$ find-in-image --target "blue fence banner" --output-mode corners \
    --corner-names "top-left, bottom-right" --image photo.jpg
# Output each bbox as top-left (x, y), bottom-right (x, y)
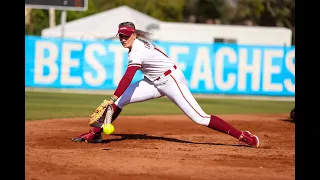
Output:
top-left (25, 35), bottom-right (295, 96)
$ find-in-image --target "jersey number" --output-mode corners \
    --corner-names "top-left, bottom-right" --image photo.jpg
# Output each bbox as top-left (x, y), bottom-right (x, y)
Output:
top-left (144, 42), bottom-right (150, 49)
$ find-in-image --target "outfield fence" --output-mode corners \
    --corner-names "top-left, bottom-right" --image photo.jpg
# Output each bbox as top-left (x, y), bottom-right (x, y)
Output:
top-left (25, 35), bottom-right (295, 97)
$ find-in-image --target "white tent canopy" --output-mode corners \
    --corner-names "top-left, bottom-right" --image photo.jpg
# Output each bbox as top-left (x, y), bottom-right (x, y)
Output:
top-left (157, 22), bottom-right (292, 45)
top-left (41, 5), bottom-right (292, 45)
top-left (41, 5), bottom-right (161, 40)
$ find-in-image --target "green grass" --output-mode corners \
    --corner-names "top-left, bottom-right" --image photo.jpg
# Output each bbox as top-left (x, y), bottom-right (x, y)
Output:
top-left (25, 91), bottom-right (294, 120)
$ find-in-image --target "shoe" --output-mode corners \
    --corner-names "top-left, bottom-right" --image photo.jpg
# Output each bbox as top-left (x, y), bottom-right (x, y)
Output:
top-left (290, 108), bottom-right (295, 121)
top-left (239, 131), bottom-right (260, 148)
top-left (72, 129), bottom-right (102, 143)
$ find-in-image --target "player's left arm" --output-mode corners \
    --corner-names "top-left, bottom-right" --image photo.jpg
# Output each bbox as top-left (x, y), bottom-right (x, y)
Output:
top-left (88, 65), bottom-right (139, 127)
top-left (110, 65), bottom-right (139, 102)
top-left (110, 52), bottom-right (143, 103)
top-left (88, 53), bottom-right (141, 126)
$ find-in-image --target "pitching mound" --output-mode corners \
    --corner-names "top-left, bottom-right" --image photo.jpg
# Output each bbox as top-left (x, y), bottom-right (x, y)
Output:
top-left (26, 114), bottom-right (294, 180)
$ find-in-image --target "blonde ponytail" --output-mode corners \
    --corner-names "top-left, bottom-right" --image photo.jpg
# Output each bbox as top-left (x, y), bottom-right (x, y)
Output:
top-left (136, 29), bottom-right (153, 42)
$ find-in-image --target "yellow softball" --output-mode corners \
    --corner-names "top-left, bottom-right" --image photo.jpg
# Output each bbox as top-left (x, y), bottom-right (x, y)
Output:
top-left (103, 124), bottom-right (115, 135)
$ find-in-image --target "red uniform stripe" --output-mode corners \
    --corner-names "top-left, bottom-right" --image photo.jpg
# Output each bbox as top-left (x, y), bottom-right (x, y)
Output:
top-left (169, 74), bottom-right (210, 119)
top-left (154, 47), bottom-right (168, 58)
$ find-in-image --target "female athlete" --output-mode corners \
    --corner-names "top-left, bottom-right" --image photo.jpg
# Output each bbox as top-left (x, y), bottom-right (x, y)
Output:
top-left (72, 22), bottom-right (260, 148)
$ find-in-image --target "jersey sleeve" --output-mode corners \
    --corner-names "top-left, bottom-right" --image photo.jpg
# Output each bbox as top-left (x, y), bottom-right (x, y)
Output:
top-left (128, 52), bottom-right (143, 68)
top-left (113, 66), bottom-right (139, 97)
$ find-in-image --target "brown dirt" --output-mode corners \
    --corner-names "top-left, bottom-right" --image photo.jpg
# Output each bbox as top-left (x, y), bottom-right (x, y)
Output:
top-left (25, 114), bottom-right (295, 180)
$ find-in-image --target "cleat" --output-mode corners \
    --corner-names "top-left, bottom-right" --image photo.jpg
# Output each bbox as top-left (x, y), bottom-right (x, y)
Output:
top-left (72, 129), bottom-right (102, 143)
top-left (239, 131), bottom-right (260, 148)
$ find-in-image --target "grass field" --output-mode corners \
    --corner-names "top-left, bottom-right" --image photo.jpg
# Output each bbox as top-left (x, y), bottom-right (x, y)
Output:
top-left (25, 91), bottom-right (294, 120)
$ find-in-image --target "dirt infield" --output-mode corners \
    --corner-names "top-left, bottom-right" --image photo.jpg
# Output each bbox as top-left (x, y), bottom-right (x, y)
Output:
top-left (25, 114), bottom-right (295, 180)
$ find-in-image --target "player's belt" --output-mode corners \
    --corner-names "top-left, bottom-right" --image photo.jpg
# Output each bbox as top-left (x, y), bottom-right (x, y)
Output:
top-left (155, 65), bottom-right (177, 81)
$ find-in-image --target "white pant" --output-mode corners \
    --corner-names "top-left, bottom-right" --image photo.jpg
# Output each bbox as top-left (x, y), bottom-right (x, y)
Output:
top-left (115, 68), bottom-right (211, 126)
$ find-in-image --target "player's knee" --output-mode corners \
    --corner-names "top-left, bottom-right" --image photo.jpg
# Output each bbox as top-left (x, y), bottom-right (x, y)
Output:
top-left (115, 101), bottom-right (126, 109)
top-left (192, 117), bottom-right (210, 126)
top-left (115, 96), bottom-right (129, 109)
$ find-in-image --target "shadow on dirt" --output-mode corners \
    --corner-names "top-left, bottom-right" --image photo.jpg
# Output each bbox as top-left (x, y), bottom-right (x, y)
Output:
top-left (100, 133), bottom-right (245, 147)
top-left (278, 118), bottom-right (295, 124)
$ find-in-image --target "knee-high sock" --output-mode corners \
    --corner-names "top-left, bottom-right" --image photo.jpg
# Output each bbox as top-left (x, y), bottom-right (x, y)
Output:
top-left (91, 126), bottom-right (103, 133)
top-left (207, 115), bottom-right (242, 139)
top-left (111, 103), bottom-right (122, 123)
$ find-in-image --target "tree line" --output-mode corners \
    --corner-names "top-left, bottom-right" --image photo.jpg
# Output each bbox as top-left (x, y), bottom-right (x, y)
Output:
top-left (25, 0), bottom-right (295, 44)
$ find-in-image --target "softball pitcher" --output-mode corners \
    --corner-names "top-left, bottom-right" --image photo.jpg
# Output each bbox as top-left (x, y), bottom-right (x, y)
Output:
top-left (72, 22), bottom-right (260, 148)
